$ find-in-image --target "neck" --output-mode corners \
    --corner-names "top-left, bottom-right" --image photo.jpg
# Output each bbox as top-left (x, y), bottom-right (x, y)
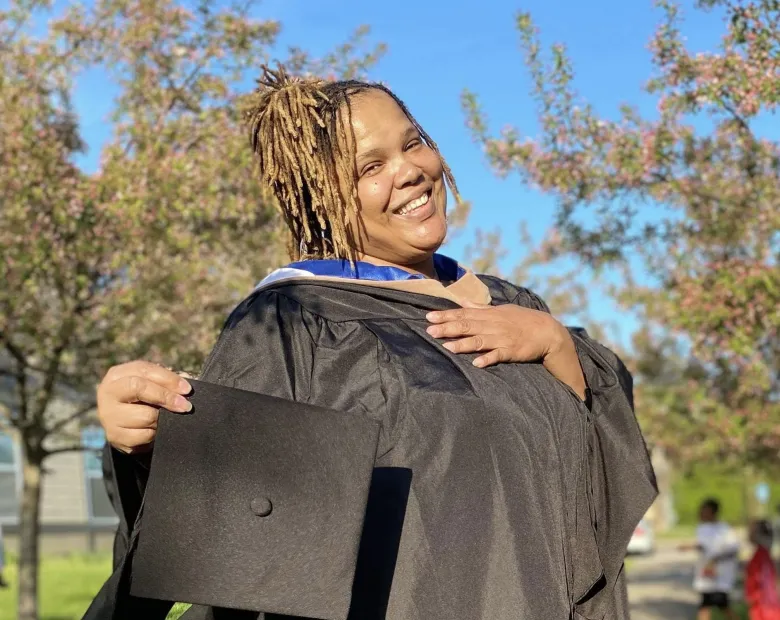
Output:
top-left (358, 254), bottom-right (438, 279)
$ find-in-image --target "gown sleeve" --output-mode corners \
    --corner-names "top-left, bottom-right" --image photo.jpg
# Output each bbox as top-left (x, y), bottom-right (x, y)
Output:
top-left (103, 290), bottom-right (323, 551)
top-left (500, 283), bottom-right (658, 619)
top-left (86, 288), bottom-right (381, 620)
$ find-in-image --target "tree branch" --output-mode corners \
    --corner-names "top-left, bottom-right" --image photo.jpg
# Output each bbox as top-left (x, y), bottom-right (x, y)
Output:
top-left (1, 334), bottom-right (30, 426)
top-left (29, 318), bottom-right (75, 423)
top-left (1, 332), bottom-right (28, 367)
top-left (45, 401), bottom-right (97, 436)
top-left (44, 443), bottom-right (85, 457)
top-left (721, 98), bottom-right (755, 142)
top-left (0, 1), bottom-right (39, 52)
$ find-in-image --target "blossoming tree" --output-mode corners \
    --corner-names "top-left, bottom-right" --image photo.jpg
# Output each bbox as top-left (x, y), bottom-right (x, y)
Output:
top-left (463, 0), bottom-right (779, 467)
top-left (0, 1), bottom-right (382, 618)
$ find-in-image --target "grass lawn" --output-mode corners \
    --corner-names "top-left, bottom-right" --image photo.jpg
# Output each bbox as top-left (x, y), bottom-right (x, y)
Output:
top-left (0, 554), bottom-right (191, 620)
top-left (0, 553), bottom-right (753, 620)
top-left (721, 604), bottom-right (750, 620)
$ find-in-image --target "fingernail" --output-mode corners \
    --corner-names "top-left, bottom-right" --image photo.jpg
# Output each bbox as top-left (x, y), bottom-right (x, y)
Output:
top-left (426, 312), bottom-right (438, 321)
top-left (472, 359), bottom-right (483, 368)
top-left (175, 395), bottom-right (192, 412)
top-left (178, 379), bottom-right (192, 394)
top-left (426, 326), bottom-right (438, 336)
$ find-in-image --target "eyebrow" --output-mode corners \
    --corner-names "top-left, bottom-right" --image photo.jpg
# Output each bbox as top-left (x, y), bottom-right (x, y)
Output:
top-left (356, 126), bottom-right (420, 163)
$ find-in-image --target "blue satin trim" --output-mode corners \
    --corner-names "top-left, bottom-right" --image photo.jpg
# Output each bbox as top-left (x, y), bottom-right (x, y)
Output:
top-left (287, 253), bottom-right (465, 282)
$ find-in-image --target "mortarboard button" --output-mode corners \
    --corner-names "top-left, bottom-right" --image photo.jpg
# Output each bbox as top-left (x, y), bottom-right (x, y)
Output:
top-left (250, 496), bottom-right (273, 517)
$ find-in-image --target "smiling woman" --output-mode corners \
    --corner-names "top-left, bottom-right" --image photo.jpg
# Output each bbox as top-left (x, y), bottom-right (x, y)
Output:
top-left (244, 66), bottom-right (459, 277)
top-left (347, 91), bottom-right (448, 269)
top-left (84, 65), bottom-right (656, 620)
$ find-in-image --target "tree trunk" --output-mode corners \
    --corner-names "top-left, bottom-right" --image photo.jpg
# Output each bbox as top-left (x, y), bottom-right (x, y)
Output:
top-left (17, 456), bottom-right (43, 620)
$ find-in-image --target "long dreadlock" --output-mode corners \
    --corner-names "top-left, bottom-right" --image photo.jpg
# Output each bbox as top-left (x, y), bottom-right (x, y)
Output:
top-left (243, 64), bottom-right (462, 261)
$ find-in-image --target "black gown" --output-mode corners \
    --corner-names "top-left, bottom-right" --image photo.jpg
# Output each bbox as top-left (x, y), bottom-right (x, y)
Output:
top-left (85, 274), bottom-right (657, 620)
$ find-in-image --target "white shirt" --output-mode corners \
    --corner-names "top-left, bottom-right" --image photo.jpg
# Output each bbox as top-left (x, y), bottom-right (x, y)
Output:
top-left (694, 521), bottom-right (740, 593)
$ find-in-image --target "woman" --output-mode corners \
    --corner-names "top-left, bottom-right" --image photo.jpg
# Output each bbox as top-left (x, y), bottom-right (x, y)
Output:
top-left (87, 67), bottom-right (656, 620)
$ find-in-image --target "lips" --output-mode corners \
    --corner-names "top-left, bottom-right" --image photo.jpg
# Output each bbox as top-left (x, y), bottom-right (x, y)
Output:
top-left (391, 190), bottom-right (435, 222)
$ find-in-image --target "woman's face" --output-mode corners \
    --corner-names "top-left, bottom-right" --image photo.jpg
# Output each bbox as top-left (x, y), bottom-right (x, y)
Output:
top-left (346, 89), bottom-right (447, 267)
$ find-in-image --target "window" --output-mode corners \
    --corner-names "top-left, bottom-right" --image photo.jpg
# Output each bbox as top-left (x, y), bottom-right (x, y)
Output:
top-left (0, 433), bottom-right (20, 521)
top-left (82, 427), bottom-right (117, 521)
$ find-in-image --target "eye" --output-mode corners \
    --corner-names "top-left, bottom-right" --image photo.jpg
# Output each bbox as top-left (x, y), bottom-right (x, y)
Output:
top-left (361, 162), bottom-right (382, 177)
top-left (405, 138), bottom-right (422, 150)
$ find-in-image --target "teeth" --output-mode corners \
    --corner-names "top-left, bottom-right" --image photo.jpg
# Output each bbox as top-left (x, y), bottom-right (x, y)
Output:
top-left (397, 192), bottom-right (429, 215)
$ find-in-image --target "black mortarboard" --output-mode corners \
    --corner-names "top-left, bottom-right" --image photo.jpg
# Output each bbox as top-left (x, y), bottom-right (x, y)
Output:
top-left (129, 379), bottom-right (380, 620)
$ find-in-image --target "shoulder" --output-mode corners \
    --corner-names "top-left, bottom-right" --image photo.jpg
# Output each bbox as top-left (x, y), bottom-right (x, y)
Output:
top-left (199, 288), bottom-right (327, 386)
top-left (220, 285), bottom-right (345, 345)
top-left (217, 284), bottom-right (379, 352)
top-left (719, 522), bottom-right (736, 536)
top-left (476, 274), bottom-right (551, 313)
top-left (202, 288), bottom-right (324, 371)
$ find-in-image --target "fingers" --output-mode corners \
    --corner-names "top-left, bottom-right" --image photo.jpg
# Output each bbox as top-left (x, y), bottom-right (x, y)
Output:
top-left (442, 335), bottom-right (494, 354)
top-left (103, 361), bottom-right (191, 395)
top-left (107, 429), bottom-right (157, 455)
top-left (97, 360), bottom-right (193, 454)
top-left (105, 404), bottom-right (159, 452)
top-left (473, 349), bottom-right (508, 368)
top-left (101, 374), bottom-right (192, 413)
top-left (426, 317), bottom-right (495, 339)
top-left (440, 336), bottom-right (509, 368)
top-left (112, 403), bottom-right (160, 429)
top-left (426, 308), bottom-right (477, 324)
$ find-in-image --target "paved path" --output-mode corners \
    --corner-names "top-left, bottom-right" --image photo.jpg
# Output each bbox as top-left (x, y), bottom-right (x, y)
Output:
top-left (626, 545), bottom-right (700, 620)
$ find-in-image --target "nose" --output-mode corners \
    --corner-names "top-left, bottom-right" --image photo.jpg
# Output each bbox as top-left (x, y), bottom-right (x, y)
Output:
top-left (393, 157), bottom-right (425, 190)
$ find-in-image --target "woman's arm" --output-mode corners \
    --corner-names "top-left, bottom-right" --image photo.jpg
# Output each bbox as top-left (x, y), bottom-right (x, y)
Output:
top-left (87, 288), bottom-right (380, 619)
top-left (99, 289), bottom-right (320, 531)
top-left (539, 325), bottom-right (589, 402)
top-left (426, 303), bottom-right (588, 400)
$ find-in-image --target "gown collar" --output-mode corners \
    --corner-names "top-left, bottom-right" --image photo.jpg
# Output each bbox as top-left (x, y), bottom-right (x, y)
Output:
top-left (256, 254), bottom-right (491, 307)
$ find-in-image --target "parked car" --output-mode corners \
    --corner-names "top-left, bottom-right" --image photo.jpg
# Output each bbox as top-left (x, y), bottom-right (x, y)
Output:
top-left (627, 518), bottom-right (655, 555)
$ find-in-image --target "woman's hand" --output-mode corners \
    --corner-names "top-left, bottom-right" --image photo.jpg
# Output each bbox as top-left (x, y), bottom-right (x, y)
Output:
top-left (426, 304), bottom-right (587, 400)
top-left (97, 361), bottom-right (193, 454)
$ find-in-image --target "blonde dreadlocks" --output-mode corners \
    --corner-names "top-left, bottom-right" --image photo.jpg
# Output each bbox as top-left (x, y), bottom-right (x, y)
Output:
top-left (243, 64), bottom-right (461, 261)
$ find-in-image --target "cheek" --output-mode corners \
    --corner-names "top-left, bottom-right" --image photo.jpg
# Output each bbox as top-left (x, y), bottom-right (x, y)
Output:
top-left (420, 148), bottom-right (444, 180)
top-left (357, 177), bottom-right (392, 221)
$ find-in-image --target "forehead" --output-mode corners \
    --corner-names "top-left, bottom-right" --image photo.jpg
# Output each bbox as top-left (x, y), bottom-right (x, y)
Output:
top-left (348, 90), bottom-right (414, 148)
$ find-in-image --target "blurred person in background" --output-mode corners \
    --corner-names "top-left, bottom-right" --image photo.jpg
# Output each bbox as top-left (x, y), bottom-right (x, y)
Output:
top-left (746, 519), bottom-right (780, 620)
top-left (680, 498), bottom-right (741, 620)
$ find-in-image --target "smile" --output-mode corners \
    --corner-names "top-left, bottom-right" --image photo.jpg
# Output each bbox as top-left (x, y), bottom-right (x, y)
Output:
top-left (392, 190), bottom-right (435, 221)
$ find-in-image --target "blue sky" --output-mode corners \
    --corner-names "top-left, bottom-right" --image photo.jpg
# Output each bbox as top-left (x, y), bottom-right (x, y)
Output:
top-left (71, 0), bottom-right (729, 346)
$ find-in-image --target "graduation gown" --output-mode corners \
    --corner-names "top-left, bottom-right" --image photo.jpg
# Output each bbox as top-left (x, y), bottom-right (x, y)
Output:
top-left (84, 272), bottom-right (657, 620)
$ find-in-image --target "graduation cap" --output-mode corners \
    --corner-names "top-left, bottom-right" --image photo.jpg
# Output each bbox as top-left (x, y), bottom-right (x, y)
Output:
top-left (129, 379), bottom-right (381, 620)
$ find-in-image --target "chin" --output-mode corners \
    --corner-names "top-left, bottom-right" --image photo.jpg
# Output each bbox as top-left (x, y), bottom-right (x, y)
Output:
top-left (416, 218), bottom-right (447, 251)
top-left (419, 234), bottom-right (446, 253)
top-left (405, 236), bottom-right (446, 264)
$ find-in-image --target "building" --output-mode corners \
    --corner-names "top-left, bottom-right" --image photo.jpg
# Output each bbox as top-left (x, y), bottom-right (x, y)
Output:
top-left (1, 371), bottom-right (118, 555)
top-left (1, 427), bottom-right (118, 555)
